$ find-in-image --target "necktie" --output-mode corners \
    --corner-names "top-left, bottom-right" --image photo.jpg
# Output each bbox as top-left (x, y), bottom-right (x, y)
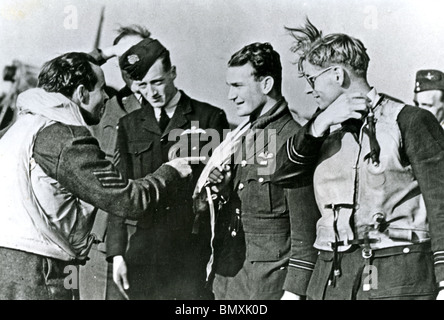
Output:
top-left (158, 107), bottom-right (170, 132)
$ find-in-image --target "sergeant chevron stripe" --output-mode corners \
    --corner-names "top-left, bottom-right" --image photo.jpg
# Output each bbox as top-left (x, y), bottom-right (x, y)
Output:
top-left (93, 169), bottom-right (127, 188)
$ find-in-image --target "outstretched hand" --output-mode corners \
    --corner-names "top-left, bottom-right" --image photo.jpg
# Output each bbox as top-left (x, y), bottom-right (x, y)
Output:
top-left (166, 156), bottom-right (206, 178)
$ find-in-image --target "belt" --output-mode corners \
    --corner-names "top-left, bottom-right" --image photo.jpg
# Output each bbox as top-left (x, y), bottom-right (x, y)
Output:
top-left (320, 241), bottom-right (432, 259)
top-left (367, 241), bottom-right (431, 257)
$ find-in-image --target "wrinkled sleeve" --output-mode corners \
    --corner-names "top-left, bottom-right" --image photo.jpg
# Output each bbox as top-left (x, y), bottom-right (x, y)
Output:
top-left (33, 123), bottom-right (181, 221)
top-left (398, 106), bottom-right (444, 283)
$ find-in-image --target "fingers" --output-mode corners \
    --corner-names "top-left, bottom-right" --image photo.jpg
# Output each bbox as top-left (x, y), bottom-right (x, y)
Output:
top-left (208, 171), bottom-right (223, 184)
top-left (331, 93), bottom-right (370, 117)
top-left (349, 111), bottom-right (365, 120)
top-left (180, 156), bottom-right (206, 163)
top-left (121, 273), bottom-right (130, 298)
top-left (114, 271), bottom-right (130, 300)
top-left (112, 256), bottom-right (130, 300)
top-left (179, 166), bottom-right (193, 178)
top-left (209, 164), bottom-right (231, 184)
top-left (116, 278), bottom-right (130, 300)
top-left (209, 167), bottom-right (224, 183)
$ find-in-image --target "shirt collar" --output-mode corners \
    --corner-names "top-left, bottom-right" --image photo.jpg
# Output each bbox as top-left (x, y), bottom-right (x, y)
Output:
top-left (366, 87), bottom-right (382, 109)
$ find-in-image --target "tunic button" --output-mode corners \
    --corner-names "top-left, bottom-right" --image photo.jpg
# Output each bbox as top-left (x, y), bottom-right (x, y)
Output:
top-left (165, 206), bottom-right (170, 211)
top-left (238, 183), bottom-right (244, 190)
top-left (241, 160), bottom-right (247, 167)
top-left (403, 247), bottom-right (410, 254)
top-left (258, 177), bottom-right (264, 183)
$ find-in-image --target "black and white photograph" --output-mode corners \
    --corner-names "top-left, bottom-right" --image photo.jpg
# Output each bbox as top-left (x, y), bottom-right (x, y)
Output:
top-left (0, 0), bottom-right (444, 308)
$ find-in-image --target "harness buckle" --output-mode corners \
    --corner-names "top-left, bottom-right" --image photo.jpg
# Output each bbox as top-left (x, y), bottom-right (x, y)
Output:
top-left (362, 247), bottom-right (373, 259)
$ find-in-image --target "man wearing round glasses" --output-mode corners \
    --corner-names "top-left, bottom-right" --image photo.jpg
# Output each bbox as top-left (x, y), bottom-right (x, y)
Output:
top-left (300, 65), bottom-right (339, 111)
top-left (273, 19), bottom-right (444, 300)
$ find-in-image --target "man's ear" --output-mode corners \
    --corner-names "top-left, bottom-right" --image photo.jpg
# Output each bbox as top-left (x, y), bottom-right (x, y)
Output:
top-left (261, 76), bottom-right (274, 95)
top-left (73, 85), bottom-right (89, 104)
top-left (170, 65), bottom-right (177, 81)
top-left (333, 66), bottom-right (346, 86)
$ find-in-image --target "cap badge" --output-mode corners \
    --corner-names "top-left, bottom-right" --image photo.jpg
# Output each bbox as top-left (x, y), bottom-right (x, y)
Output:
top-left (127, 54), bottom-right (140, 65)
top-left (425, 72), bottom-right (435, 81)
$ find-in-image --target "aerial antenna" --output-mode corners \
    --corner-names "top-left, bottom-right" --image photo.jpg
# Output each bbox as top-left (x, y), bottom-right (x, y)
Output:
top-left (93, 6), bottom-right (105, 49)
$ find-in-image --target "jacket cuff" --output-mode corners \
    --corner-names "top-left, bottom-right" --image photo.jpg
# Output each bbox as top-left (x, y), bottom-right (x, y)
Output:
top-left (283, 263), bottom-right (314, 296)
top-left (296, 118), bottom-right (327, 155)
top-left (154, 163), bottom-right (182, 183)
top-left (105, 243), bottom-right (126, 262)
top-left (105, 216), bottom-right (127, 261)
top-left (434, 251), bottom-right (444, 283)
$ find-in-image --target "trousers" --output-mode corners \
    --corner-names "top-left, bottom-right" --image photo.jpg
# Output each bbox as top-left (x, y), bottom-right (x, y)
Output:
top-left (212, 258), bottom-right (288, 300)
top-left (0, 247), bottom-right (77, 300)
top-left (307, 242), bottom-right (437, 300)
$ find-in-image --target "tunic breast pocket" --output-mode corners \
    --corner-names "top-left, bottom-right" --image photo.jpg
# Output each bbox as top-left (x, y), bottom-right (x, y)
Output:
top-left (240, 174), bottom-right (287, 218)
top-left (127, 140), bottom-right (154, 178)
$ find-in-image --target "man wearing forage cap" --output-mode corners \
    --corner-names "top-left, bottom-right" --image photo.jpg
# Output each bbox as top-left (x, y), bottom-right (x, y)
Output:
top-left (414, 69), bottom-right (444, 128)
top-left (106, 37), bottom-right (229, 299)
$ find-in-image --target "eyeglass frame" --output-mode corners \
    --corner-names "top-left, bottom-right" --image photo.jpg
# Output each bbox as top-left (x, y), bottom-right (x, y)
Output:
top-left (301, 66), bottom-right (336, 89)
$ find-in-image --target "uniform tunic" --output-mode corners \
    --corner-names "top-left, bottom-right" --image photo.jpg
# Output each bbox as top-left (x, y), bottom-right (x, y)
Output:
top-left (212, 99), bottom-right (319, 299)
top-left (106, 91), bottom-right (229, 300)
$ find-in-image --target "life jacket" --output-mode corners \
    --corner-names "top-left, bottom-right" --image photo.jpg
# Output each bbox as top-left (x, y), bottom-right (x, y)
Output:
top-left (313, 91), bottom-right (429, 252)
top-left (0, 88), bottom-right (96, 261)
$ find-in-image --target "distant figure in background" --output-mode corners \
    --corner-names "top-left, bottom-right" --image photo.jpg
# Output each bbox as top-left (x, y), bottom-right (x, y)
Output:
top-left (414, 69), bottom-right (444, 128)
top-left (79, 25), bottom-right (150, 300)
top-left (0, 60), bottom-right (39, 135)
top-left (106, 37), bottom-right (229, 300)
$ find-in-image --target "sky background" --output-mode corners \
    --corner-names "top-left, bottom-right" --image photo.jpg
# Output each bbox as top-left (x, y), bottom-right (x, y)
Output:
top-left (1, 0), bottom-right (444, 125)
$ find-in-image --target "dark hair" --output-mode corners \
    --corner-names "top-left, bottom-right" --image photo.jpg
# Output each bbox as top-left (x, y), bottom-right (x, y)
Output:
top-left (228, 42), bottom-right (282, 93)
top-left (38, 52), bottom-right (99, 98)
top-left (113, 25), bottom-right (151, 45)
top-left (285, 18), bottom-right (370, 77)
